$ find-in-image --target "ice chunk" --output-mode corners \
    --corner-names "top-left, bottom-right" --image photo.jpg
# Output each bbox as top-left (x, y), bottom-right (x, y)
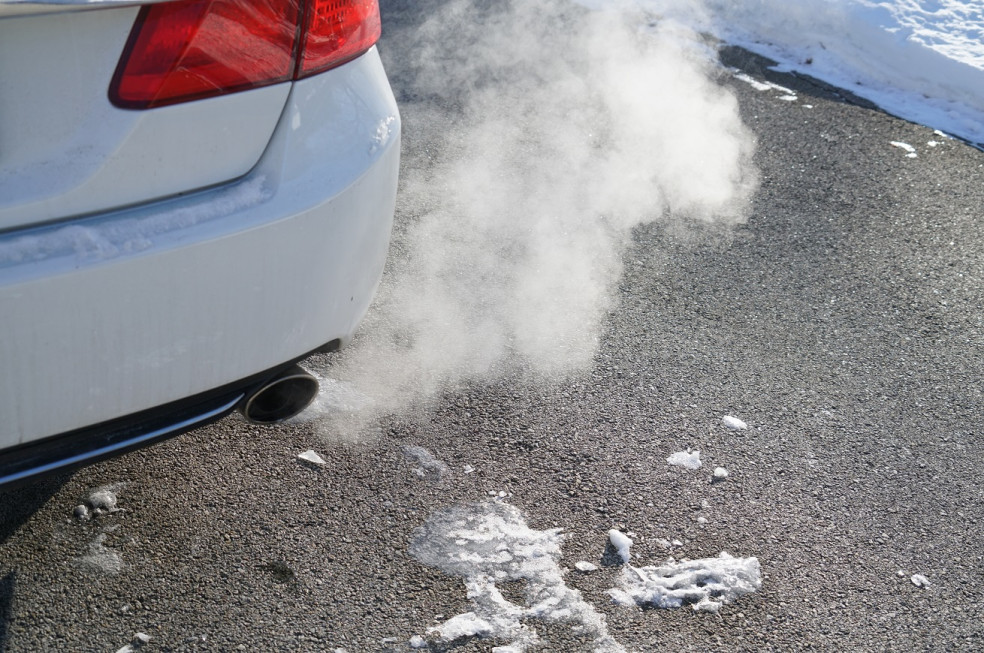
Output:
top-left (609, 530), bottom-right (633, 564)
top-left (890, 141), bottom-right (918, 158)
top-left (463, 464), bottom-right (476, 474)
top-left (712, 467), bottom-right (729, 481)
top-left (608, 553), bottom-right (761, 611)
top-left (114, 633), bottom-right (151, 653)
top-left (575, 561), bottom-right (598, 572)
top-left (298, 450), bottom-right (326, 466)
top-left (667, 450), bottom-right (702, 469)
top-left (86, 484), bottom-right (124, 515)
top-left (409, 635), bottom-right (428, 648)
top-left (911, 574), bottom-right (931, 588)
top-left (73, 505), bottom-right (90, 521)
top-left (410, 501), bottom-right (624, 652)
top-left (722, 416), bottom-right (747, 430)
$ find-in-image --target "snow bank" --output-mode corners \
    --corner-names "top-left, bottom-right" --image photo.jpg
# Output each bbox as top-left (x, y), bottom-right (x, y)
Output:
top-left (609, 552), bottom-right (761, 613)
top-left (409, 501), bottom-right (624, 652)
top-left (702, 0), bottom-right (984, 145)
top-left (578, 0), bottom-right (984, 146)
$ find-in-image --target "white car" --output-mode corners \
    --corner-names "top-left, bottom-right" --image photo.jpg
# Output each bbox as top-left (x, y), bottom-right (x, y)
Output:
top-left (0, 0), bottom-right (400, 485)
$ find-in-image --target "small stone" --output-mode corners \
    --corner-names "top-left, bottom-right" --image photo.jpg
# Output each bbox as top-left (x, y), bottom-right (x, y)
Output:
top-left (73, 505), bottom-right (90, 521)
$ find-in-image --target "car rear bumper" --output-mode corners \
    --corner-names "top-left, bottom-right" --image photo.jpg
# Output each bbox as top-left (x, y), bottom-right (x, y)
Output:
top-left (0, 48), bottom-right (400, 454)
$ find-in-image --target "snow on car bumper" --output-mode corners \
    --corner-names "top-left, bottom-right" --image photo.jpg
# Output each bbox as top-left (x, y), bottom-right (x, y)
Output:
top-left (0, 48), bottom-right (400, 460)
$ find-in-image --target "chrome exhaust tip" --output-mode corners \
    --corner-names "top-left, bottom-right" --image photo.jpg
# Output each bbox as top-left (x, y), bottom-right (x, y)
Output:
top-left (239, 364), bottom-right (319, 424)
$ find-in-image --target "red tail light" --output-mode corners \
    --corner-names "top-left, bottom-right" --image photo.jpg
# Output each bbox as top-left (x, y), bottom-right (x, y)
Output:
top-left (110, 0), bottom-right (381, 109)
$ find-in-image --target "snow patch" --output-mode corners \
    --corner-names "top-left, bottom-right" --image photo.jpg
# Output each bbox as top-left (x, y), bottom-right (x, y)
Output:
top-left (722, 415), bottom-right (747, 430)
top-left (608, 552), bottom-right (761, 613)
top-left (409, 501), bottom-right (624, 652)
top-left (575, 561), bottom-right (599, 572)
top-left (667, 450), bottom-right (702, 469)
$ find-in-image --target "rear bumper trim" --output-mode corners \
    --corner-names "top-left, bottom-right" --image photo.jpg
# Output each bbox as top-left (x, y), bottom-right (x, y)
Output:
top-left (0, 394), bottom-right (242, 488)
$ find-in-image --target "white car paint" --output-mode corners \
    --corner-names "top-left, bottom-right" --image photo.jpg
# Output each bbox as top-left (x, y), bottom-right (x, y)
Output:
top-left (0, 7), bottom-right (291, 230)
top-left (0, 47), bottom-right (400, 449)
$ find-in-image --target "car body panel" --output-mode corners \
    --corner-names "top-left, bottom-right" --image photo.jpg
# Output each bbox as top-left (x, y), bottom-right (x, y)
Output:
top-left (0, 7), bottom-right (290, 231)
top-left (0, 47), bottom-right (400, 448)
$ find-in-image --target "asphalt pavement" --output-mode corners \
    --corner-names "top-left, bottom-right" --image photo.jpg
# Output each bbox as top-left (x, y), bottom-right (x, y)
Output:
top-left (1, 2), bottom-right (983, 651)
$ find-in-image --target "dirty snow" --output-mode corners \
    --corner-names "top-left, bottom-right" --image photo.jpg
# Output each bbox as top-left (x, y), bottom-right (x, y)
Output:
top-left (609, 552), bottom-right (762, 613)
top-left (409, 501), bottom-right (624, 652)
top-left (667, 450), bottom-right (702, 469)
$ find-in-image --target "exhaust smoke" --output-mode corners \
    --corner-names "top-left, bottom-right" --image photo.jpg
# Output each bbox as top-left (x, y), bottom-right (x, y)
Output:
top-left (312, 0), bottom-right (758, 434)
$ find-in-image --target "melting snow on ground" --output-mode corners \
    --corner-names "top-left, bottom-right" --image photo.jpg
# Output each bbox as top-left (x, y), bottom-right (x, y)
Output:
top-left (667, 450), bottom-right (702, 469)
top-left (76, 530), bottom-right (124, 575)
top-left (402, 445), bottom-right (450, 482)
top-left (409, 501), bottom-right (624, 652)
top-left (609, 553), bottom-right (762, 614)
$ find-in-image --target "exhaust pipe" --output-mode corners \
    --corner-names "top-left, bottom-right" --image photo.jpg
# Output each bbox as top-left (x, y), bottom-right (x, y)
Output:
top-left (239, 364), bottom-right (319, 424)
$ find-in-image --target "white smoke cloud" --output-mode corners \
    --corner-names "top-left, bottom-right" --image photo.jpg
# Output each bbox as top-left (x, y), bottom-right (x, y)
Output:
top-left (312, 0), bottom-right (758, 433)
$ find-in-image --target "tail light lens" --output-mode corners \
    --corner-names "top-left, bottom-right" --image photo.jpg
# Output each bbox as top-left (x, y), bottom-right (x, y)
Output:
top-left (110, 0), bottom-right (381, 109)
top-left (298, 0), bottom-right (381, 78)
